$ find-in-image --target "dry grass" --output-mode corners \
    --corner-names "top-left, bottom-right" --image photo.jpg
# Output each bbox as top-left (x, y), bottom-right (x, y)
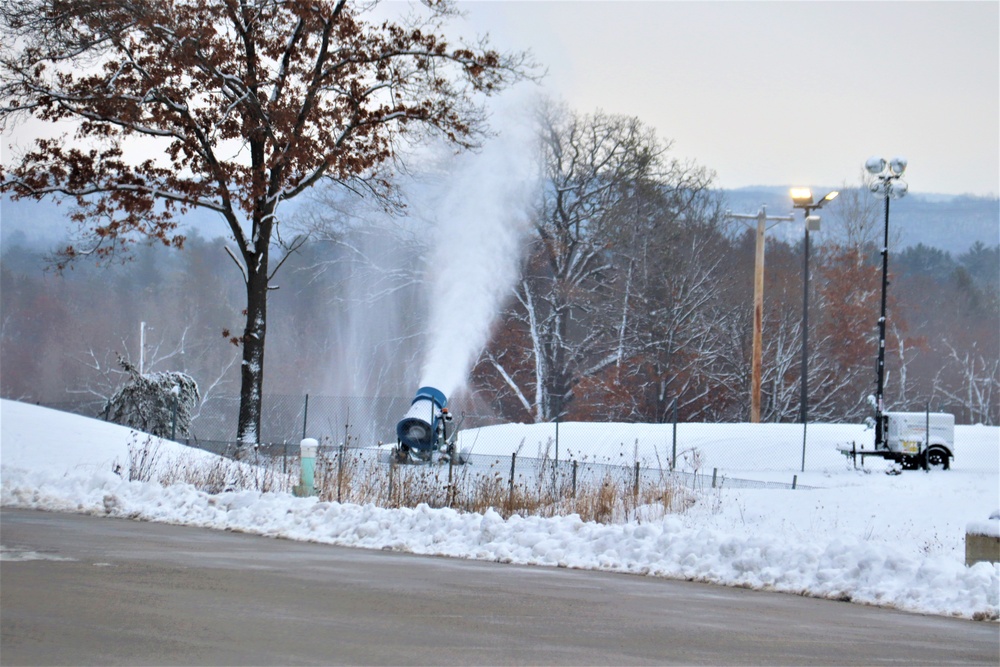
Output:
top-left (128, 437), bottom-right (692, 526)
top-left (124, 433), bottom-right (163, 482)
top-left (126, 435), bottom-right (296, 494)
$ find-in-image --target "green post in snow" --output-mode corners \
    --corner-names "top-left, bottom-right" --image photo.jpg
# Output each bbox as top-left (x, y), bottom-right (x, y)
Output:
top-left (294, 438), bottom-right (318, 497)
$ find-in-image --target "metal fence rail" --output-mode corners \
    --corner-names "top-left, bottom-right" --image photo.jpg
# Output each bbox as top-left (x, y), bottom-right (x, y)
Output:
top-left (185, 445), bottom-right (813, 521)
top-left (29, 394), bottom-right (999, 477)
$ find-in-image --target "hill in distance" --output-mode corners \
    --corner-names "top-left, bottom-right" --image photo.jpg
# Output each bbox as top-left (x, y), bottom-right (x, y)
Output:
top-left (3, 188), bottom-right (997, 257)
top-left (724, 186), bottom-right (998, 256)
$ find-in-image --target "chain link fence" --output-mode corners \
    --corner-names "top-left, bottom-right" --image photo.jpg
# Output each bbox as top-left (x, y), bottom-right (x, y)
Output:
top-left (32, 394), bottom-right (999, 489)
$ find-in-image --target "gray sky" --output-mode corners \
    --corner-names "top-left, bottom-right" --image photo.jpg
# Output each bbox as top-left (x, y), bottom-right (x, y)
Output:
top-left (460, 1), bottom-right (999, 196)
top-left (2, 2), bottom-right (996, 198)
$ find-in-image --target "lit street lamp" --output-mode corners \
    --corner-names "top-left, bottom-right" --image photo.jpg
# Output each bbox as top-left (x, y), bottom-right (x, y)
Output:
top-left (790, 188), bottom-right (838, 471)
top-left (865, 156), bottom-right (908, 450)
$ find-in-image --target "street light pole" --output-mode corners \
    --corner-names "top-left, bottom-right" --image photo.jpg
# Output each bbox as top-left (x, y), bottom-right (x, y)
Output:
top-left (864, 156), bottom-right (908, 450)
top-left (791, 189), bottom-right (838, 471)
top-left (801, 223), bottom-right (811, 425)
top-left (875, 193), bottom-right (891, 444)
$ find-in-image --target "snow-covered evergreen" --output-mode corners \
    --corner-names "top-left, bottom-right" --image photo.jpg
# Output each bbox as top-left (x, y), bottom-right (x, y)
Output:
top-left (106, 357), bottom-right (199, 439)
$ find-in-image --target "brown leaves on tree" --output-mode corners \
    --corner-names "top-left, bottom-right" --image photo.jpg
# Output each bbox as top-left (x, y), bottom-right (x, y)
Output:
top-left (220, 328), bottom-right (241, 347)
top-left (0, 0), bottom-right (531, 442)
top-left (1, 0), bottom-right (532, 269)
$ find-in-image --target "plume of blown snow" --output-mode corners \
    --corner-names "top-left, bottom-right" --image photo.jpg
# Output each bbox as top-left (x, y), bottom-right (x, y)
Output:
top-left (416, 101), bottom-right (535, 398)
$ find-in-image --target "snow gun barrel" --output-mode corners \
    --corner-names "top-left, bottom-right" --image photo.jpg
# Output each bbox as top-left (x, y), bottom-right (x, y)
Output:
top-left (395, 386), bottom-right (448, 454)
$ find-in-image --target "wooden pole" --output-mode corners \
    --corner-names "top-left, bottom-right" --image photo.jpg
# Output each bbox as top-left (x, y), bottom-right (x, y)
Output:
top-left (752, 208), bottom-right (766, 423)
top-left (727, 206), bottom-right (794, 424)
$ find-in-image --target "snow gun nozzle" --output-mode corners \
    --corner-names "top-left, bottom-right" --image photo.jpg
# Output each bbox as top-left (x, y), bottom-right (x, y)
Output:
top-left (395, 386), bottom-right (448, 453)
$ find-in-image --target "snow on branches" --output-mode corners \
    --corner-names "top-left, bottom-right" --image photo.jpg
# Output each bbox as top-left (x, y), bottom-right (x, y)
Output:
top-left (106, 355), bottom-right (200, 439)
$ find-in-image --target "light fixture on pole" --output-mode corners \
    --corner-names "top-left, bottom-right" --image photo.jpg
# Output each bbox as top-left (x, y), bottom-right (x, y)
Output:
top-left (790, 188), bottom-right (838, 471)
top-left (864, 156), bottom-right (908, 451)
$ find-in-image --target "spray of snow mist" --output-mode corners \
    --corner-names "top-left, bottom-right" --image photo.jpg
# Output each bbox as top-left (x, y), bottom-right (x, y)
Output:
top-left (416, 110), bottom-right (533, 398)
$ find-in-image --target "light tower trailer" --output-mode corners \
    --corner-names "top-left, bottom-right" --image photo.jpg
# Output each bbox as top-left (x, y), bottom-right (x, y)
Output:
top-left (839, 411), bottom-right (955, 470)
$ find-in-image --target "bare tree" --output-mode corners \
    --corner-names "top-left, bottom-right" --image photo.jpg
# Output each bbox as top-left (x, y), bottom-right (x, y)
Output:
top-left (934, 341), bottom-right (999, 425)
top-left (291, 187), bottom-right (430, 397)
top-left (1, 0), bottom-right (531, 444)
top-left (482, 104), bottom-right (662, 421)
top-left (824, 173), bottom-right (896, 251)
top-left (481, 102), bottom-right (715, 422)
top-left (810, 174), bottom-right (914, 422)
top-left (615, 195), bottom-right (727, 422)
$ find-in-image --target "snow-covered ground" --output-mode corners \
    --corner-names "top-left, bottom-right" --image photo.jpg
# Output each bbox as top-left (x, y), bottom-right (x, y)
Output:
top-left (2, 398), bottom-right (997, 620)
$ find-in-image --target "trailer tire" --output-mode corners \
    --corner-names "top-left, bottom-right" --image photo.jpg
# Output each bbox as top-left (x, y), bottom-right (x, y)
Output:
top-left (924, 447), bottom-right (950, 471)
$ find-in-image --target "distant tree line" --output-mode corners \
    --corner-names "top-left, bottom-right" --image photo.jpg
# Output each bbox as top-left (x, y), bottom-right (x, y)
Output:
top-left (0, 0), bottom-right (532, 446)
top-left (2, 104), bottom-right (997, 427)
top-left (3, 1), bottom-right (996, 439)
top-left (464, 106), bottom-right (998, 425)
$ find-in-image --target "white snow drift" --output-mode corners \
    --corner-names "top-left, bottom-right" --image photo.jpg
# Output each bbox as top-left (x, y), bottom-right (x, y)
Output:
top-left (1, 399), bottom-right (997, 620)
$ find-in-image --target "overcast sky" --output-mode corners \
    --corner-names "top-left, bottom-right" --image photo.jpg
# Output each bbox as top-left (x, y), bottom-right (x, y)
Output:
top-left (2, 2), bottom-right (996, 199)
top-left (459, 1), bottom-right (999, 197)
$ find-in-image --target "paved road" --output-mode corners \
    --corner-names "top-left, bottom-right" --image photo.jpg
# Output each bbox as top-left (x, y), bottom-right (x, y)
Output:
top-left (1, 509), bottom-right (996, 666)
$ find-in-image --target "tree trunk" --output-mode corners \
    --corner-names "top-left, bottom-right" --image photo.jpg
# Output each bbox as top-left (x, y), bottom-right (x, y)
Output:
top-left (237, 263), bottom-right (268, 446)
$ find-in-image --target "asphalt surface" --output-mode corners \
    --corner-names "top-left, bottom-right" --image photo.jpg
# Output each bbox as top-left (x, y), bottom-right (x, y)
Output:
top-left (1, 508), bottom-right (997, 666)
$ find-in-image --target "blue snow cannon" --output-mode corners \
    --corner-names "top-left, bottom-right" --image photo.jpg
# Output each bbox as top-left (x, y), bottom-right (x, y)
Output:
top-left (394, 386), bottom-right (468, 464)
top-left (395, 386), bottom-right (449, 461)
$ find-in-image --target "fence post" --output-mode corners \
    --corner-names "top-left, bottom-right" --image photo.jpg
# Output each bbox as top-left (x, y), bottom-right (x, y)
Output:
top-left (633, 461), bottom-right (640, 501)
top-left (555, 416), bottom-right (560, 467)
top-left (553, 416), bottom-right (560, 495)
top-left (302, 394), bottom-right (309, 440)
top-left (792, 474), bottom-right (798, 490)
top-left (925, 402), bottom-right (931, 462)
top-left (711, 468), bottom-right (718, 489)
top-left (447, 451), bottom-right (455, 508)
top-left (507, 452), bottom-right (517, 515)
top-left (170, 394), bottom-right (179, 441)
top-left (337, 442), bottom-right (345, 503)
top-left (388, 457), bottom-right (396, 508)
top-left (572, 460), bottom-right (578, 499)
top-left (671, 398), bottom-right (678, 472)
top-left (801, 420), bottom-right (808, 473)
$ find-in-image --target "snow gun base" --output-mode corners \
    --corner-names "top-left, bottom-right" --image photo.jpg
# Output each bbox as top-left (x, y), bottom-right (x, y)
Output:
top-left (392, 442), bottom-right (470, 466)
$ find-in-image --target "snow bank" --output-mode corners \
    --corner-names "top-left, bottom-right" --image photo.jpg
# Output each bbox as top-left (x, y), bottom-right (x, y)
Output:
top-left (0, 400), bottom-right (220, 474)
top-left (2, 399), bottom-right (997, 620)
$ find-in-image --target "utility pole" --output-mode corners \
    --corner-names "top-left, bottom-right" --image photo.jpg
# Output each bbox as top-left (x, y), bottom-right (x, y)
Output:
top-left (727, 205), bottom-right (794, 423)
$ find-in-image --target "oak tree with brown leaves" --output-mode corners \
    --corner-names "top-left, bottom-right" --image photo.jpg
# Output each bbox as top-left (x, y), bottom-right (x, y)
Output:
top-left (0, 0), bottom-right (530, 444)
